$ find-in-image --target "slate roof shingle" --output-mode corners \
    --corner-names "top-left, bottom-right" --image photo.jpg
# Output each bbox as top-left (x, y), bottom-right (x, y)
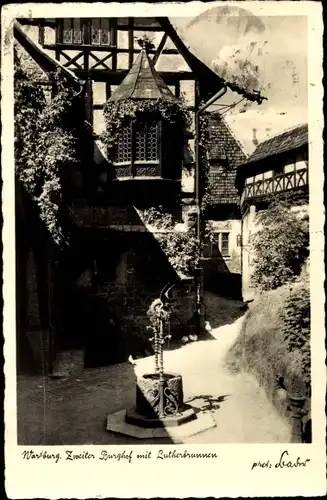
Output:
top-left (108, 48), bottom-right (179, 102)
top-left (239, 123), bottom-right (308, 167)
top-left (206, 113), bottom-right (247, 205)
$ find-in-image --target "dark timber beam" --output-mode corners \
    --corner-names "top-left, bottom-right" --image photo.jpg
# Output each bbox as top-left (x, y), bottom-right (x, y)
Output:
top-left (156, 17), bottom-right (223, 90)
top-left (16, 18), bottom-right (56, 27)
top-left (110, 18), bottom-right (117, 71)
top-left (128, 17), bottom-right (134, 68)
top-left (72, 68), bottom-right (194, 83)
top-left (152, 32), bottom-right (168, 66)
top-left (43, 43), bottom-right (179, 55)
top-left (14, 21), bottom-right (84, 87)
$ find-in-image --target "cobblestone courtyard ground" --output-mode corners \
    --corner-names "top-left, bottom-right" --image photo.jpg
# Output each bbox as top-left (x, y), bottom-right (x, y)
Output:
top-left (17, 294), bottom-right (291, 445)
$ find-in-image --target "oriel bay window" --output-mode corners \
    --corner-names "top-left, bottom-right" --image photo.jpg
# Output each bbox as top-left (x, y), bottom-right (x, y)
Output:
top-left (114, 120), bottom-right (161, 177)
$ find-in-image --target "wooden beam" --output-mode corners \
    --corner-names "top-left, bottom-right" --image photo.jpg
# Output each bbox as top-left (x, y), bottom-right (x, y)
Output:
top-left (105, 82), bottom-right (111, 100)
top-left (14, 21), bottom-right (83, 86)
top-left (73, 68), bottom-right (194, 83)
top-left (175, 79), bottom-right (180, 98)
top-left (83, 19), bottom-right (91, 70)
top-left (38, 25), bottom-right (45, 46)
top-left (128, 17), bottom-right (134, 68)
top-left (44, 43), bottom-right (179, 55)
top-left (16, 18), bottom-right (56, 27)
top-left (89, 52), bottom-right (113, 70)
top-left (110, 18), bottom-right (117, 71)
top-left (85, 78), bottom-right (93, 125)
top-left (117, 25), bottom-right (163, 32)
top-left (55, 19), bottom-right (62, 60)
top-left (61, 51), bottom-right (84, 69)
top-left (157, 17), bottom-right (223, 87)
top-left (152, 32), bottom-right (168, 66)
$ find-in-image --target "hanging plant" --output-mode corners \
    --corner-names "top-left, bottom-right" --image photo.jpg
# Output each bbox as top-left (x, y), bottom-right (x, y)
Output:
top-left (101, 97), bottom-right (192, 161)
top-left (14, 50), bottom-right (81, 245)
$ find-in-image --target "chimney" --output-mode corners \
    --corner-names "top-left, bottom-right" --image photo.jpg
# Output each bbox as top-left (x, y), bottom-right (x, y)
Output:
top-left (252, 128), bottom-right (259, 147)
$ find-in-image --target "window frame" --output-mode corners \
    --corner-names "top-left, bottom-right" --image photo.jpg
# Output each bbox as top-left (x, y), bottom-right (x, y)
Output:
top-left (113, 119), bottom-right (162, 177)
top-left (59, 18), bottom-right (113, 46)
top-left (203, 232), bottom-right (230, 259)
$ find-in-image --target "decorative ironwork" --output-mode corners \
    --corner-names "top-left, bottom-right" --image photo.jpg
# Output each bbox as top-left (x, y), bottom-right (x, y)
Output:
top-left (163, 386), bottom-right (179, 416)
top-left (135, 166), bottom-right (158, 177)
top-left (116, 166), bottom-right (131, 177)
top-left (147, 283), bottom-right (177, 418)
top-left (145, 388), bottom-right (160, 414)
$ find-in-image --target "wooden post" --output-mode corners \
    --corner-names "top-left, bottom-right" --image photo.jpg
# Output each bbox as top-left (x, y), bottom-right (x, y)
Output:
top-left (105, 82), bottom-right (111, 101)
top-left (289, 394), bottom-right (306, 443)
top-left (38, 25), bottom-right (45, 46)
top-left (83, 19), bottom-right (91, 70)
top-left (110, 18), bottom-right (117, 71)
top-left (128, 17), bottom-right (134, 68)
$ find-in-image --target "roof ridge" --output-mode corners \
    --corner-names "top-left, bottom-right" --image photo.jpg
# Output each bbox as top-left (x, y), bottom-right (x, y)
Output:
top-left (257, 122), bottom-right (308, 145)
top-left (209, 111), bottom-right (248, 159)
top-left (14, 21), bottom-right (83, 86)
top-left (131, 50), bottom-right (144, 99)
top-left (220, 114), bottom-right (248, 159)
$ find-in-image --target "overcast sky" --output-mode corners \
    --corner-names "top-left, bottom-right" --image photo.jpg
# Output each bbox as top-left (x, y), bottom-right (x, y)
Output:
top-left (172, 8), bottom-right (308, 153)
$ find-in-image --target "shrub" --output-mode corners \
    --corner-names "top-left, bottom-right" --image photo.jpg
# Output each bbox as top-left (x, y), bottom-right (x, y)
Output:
top-left (281, 279), bottom-right (311, 394)
top-left (226, 277), bottom-right (311, 422)
top-left (250, 199), bottom-right (309, 291)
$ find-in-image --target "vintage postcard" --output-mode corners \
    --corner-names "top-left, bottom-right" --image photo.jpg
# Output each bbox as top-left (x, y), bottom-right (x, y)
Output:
top-left (2, 1), bottom-right (325, 498)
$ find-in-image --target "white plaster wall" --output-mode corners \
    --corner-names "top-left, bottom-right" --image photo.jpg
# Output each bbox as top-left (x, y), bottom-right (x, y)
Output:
top-left (241, 205), bottom-right (261, 301)
top-left (209, 219), bottom-right (242, 273)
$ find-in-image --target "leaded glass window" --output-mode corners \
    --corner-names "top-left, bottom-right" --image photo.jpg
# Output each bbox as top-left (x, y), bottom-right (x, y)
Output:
top-left (91, 19), bottom-right (110, 46)
top-left (91, 19), bottom-right (101, 45)
top-left (114, 121), bottom-right (159, 164)
top-left (73, 19), bottom-right (82, 44)
top-left (116, 124), bottom-right (132, 163)
top-left (63, 19), bottom-right (83, 44)
top-left (63, 19), bottom-right (73, 43)
top-left (135, 121), bottom-right (159, 161)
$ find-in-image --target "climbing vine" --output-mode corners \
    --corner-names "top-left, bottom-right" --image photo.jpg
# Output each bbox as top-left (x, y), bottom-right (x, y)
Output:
top-left (101, 97), bottom-right (192, 161)
top-left (14, 50), bottom-right (82, 245)
top-left (198, 113), bottom-right (212, 213)
top-left (141, 205), bottom-right (215, 278)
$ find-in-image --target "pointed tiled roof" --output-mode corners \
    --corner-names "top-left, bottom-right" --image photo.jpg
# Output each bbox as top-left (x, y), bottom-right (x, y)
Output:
top-left (206, 113), bottom-right (246, 205)
top-left (108, 48), bottom-right (179, 102)
top-left (239, 123), bottom-right (308, 167)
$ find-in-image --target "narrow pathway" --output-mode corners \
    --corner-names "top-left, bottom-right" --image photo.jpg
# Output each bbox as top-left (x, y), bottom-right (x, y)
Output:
top-left (17, 302), bottom-right (291, 445)
top-left (135, 315), bottom-right (291, 443)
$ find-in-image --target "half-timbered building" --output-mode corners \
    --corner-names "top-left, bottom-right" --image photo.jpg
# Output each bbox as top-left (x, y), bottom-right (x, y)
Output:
top-left (14, 16), bottom-right (264, 376)
top-left (235, 123), bottom-right (309, 300)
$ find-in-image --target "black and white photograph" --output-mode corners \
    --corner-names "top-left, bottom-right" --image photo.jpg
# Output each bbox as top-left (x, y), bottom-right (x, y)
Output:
top-left (2, 1), bottom-right (325, 498)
